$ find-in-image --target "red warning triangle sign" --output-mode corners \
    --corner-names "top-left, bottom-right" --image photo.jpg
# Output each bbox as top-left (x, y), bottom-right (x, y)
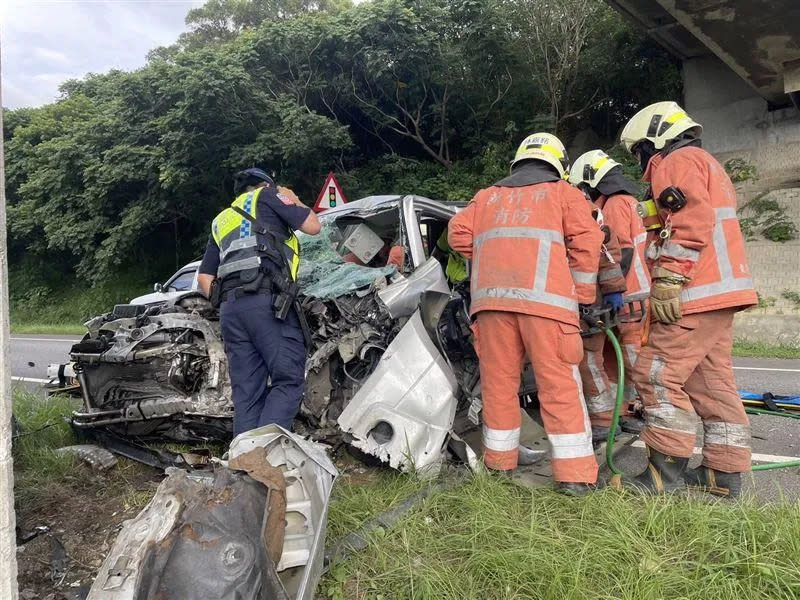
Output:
top-left (313, 172), bottom-right (348, 213)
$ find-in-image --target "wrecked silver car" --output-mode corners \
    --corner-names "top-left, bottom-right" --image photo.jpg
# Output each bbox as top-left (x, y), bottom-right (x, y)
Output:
top-left (64, 195), bottom-right (489, 472)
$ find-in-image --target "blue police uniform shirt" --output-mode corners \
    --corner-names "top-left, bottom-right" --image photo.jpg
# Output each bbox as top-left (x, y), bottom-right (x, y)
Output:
top-left (199, 186), bottom-right (311, 277)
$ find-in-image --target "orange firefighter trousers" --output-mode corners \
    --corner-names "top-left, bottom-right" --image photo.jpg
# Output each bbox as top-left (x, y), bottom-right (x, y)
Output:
top-left (476, 310), bottom-right (598, 483)
top-left (583, 320), bottom-right (643, 428)
top-left (632, 308), bottom-right (751, 473)
top-left (617, 319), bottom-right (644, 404)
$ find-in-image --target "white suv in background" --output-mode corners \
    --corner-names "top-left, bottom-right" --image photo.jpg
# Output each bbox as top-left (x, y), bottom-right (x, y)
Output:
top-left (129, 261), bottom-right (201, 305)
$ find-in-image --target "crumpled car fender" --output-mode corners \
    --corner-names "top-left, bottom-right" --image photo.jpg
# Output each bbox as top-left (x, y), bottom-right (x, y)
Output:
top-left (337, 310), bottom-right (458, 473)
top-left (88, 426), bottom-right (337, 600)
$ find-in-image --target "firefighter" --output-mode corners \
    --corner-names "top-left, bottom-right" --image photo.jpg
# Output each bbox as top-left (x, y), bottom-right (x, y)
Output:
top-left (448, 133), bottom-right (605, 496)
top-left (432, 229), bottom-right (468, 284)
top-left (197, 168), bottom-right (321, 436)
top-left (620, 102), bottom-right (757, 497)
top-left (569, 150), bottom-right (650, 440)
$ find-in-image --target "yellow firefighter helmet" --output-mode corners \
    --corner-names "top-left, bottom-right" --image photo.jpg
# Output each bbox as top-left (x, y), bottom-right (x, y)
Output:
top-left (511, 132), bottom-right (570, 178)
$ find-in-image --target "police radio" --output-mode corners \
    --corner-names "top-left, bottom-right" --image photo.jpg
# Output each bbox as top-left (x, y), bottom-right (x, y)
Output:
top-left (657, 186), bottom-right (687, 212)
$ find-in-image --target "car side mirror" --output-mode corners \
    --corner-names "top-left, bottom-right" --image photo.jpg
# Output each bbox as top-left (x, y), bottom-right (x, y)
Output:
top-left (154, 283), bottom-right (163, 293)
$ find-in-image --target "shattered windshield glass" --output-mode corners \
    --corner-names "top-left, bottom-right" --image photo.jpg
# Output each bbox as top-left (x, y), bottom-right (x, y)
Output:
top-left (298, 221), bottom-right (396, 299)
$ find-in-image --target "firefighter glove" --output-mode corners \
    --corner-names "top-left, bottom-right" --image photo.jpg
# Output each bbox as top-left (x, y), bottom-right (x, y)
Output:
top-left (650, 266), bottom-right (687, 324)
top-left (603, 292), bottom-right (624, 312)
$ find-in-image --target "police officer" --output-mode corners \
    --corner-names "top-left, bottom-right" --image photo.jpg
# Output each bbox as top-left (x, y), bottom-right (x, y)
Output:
top-left (197, 168), bottom-right (321, 436)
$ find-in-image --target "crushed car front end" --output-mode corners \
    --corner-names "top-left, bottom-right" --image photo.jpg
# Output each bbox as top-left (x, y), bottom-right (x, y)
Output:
top-left (64, 195), bottom-right (483, 472)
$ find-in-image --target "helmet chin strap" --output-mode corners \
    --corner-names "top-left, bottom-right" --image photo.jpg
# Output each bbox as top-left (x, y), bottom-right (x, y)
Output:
top-left (635, 141), bottom-right (657, 173)
top-left (584, 185), bottom-right (602, 202)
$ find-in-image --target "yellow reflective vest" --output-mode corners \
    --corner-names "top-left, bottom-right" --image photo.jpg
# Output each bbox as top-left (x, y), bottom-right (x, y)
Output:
top-left (436, 230), bottom-right (467, 284)
top-left (211, 188), bottom-right (300, 282)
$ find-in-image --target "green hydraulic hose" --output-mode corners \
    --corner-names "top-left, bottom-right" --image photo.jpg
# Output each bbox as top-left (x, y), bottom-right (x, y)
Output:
top-left (603, 327), bottom-right (625, 477)
top-left (745, 407), bottom-right (800, 420)
top-left (745, 408), bottom-right (800, 471)
top-left (752, 460), bottom-right (800, 471)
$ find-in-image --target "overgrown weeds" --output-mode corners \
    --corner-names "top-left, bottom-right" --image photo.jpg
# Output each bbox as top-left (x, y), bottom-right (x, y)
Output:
top-left (323, 472), bottom-right (800, 600)
top-left (781, 290), bottom-right (800, 312)
top-left (12, 389), bottom-right (157, 517)
top-left (732, 341), bottom-right (800, 359)
top-left (725, 157), bottom-right (759, 183)
top-left (738, 192), bottom-right (798, 243)
top-left (10, 278), bottom-right (149, 333)
top-left (327, 468), bottom-right (430, 540)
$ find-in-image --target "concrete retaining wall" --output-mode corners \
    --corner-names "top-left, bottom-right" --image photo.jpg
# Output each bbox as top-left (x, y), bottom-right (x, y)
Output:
top-left (683, 55), bottom-right (800, 183)
top-left (735, 187), bottom-right (800, 315)
top-left (734, 313), bottom-right (800, 348)
top-left (682, 57), bottom-right (800, 317)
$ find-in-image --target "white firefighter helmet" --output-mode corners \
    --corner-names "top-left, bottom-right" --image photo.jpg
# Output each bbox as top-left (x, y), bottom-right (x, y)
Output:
top-left (568, 149), bottom-right (619, 189)
top-left (511, 132), bottom-right (569, 178)
top-left (620, 101), bottom-right (703, 152)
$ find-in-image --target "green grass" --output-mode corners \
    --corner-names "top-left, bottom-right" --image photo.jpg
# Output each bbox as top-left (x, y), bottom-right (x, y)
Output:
top-left (13, 390), bottom-right (800, 599)
top-left (12, 392), bottom-right (83, 511)
top-left (323, 472), bottom-right (800, 600)
top-left (11, 323), bottom-right (87, 335)
top-left (327, 469), bottom-right (430, 540)
top-left (12, 389), bottom-right (156, 515)
top-left (10, 279), bottom-right (149, 335)
top-left (733, 341), bottom-right (800, 359)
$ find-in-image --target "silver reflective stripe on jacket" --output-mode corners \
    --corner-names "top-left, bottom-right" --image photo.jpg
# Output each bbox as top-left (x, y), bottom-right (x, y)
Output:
top-left (219, 236), bottom-right (257, 262)
top-left (474, 227), bottom-right (565, 246)
top-left (472, 227), bottom-right (577, 312)
top-left (570, 269), bottom-right (597, 285)
top-left (599, 265), bottom-right (623, 282)
top-left (627, 231), bottom-right (650, 300)
top-left (680, 206), bottom-right (753, 302)
top-left (217, 256), bottom-right (261, 279)
top-left (661, 241), bottom-right (700, 262)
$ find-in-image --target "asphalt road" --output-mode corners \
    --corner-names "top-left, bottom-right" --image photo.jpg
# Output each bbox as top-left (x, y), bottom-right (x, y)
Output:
top-left (9, 334), bottom-right (800, 500)
top-left (11, 333), bottom-right (800, 390)
top-left (10, 334), bottom-right (81, 382)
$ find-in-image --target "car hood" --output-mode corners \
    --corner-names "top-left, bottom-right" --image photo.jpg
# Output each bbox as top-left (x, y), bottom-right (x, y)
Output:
top-left (130, 290), bottom-right (199, 306)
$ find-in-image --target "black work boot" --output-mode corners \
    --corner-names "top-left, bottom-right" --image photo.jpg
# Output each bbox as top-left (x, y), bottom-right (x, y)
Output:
top-left (554, 482), bottom-right (597, 497)
top-left (624, 447), bottom-right (689, 494)
top-left (620, 415), bottom-right (644, 435)
top-left (591, 425), bottom-right (621, 444)
top-left (684, 466), bottom-right (742, 499)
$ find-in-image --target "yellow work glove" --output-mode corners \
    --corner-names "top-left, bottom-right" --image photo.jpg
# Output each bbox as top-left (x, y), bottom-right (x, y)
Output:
top-left (650, 266), bottom-right (688, 324)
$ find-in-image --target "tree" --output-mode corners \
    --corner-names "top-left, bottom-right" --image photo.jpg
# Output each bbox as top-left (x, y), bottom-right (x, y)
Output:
top-left (180, 0), bottom-right (350, 47)
top-left (509, 0), bottom-right (604, 134)
top-left (3, 0), bottom-right (680, 291)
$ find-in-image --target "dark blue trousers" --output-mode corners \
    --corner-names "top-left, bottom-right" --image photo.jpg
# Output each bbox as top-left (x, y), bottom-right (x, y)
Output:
top-left (220, 292), bottom-right (306, 436)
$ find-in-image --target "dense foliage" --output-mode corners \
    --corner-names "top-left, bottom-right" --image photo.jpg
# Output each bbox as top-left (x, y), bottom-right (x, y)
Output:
top-left (4, 0), bottom-right (680, 296)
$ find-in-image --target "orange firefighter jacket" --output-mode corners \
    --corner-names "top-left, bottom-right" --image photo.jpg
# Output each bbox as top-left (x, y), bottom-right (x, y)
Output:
top-left (596, 193), bottom-right (650, 302)
top-left (596, 228), bottom-right (627, 299)
top-left (645, 147), bottom-right (757, 315)
top-left (448, 180), bottom-right (605, 327)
